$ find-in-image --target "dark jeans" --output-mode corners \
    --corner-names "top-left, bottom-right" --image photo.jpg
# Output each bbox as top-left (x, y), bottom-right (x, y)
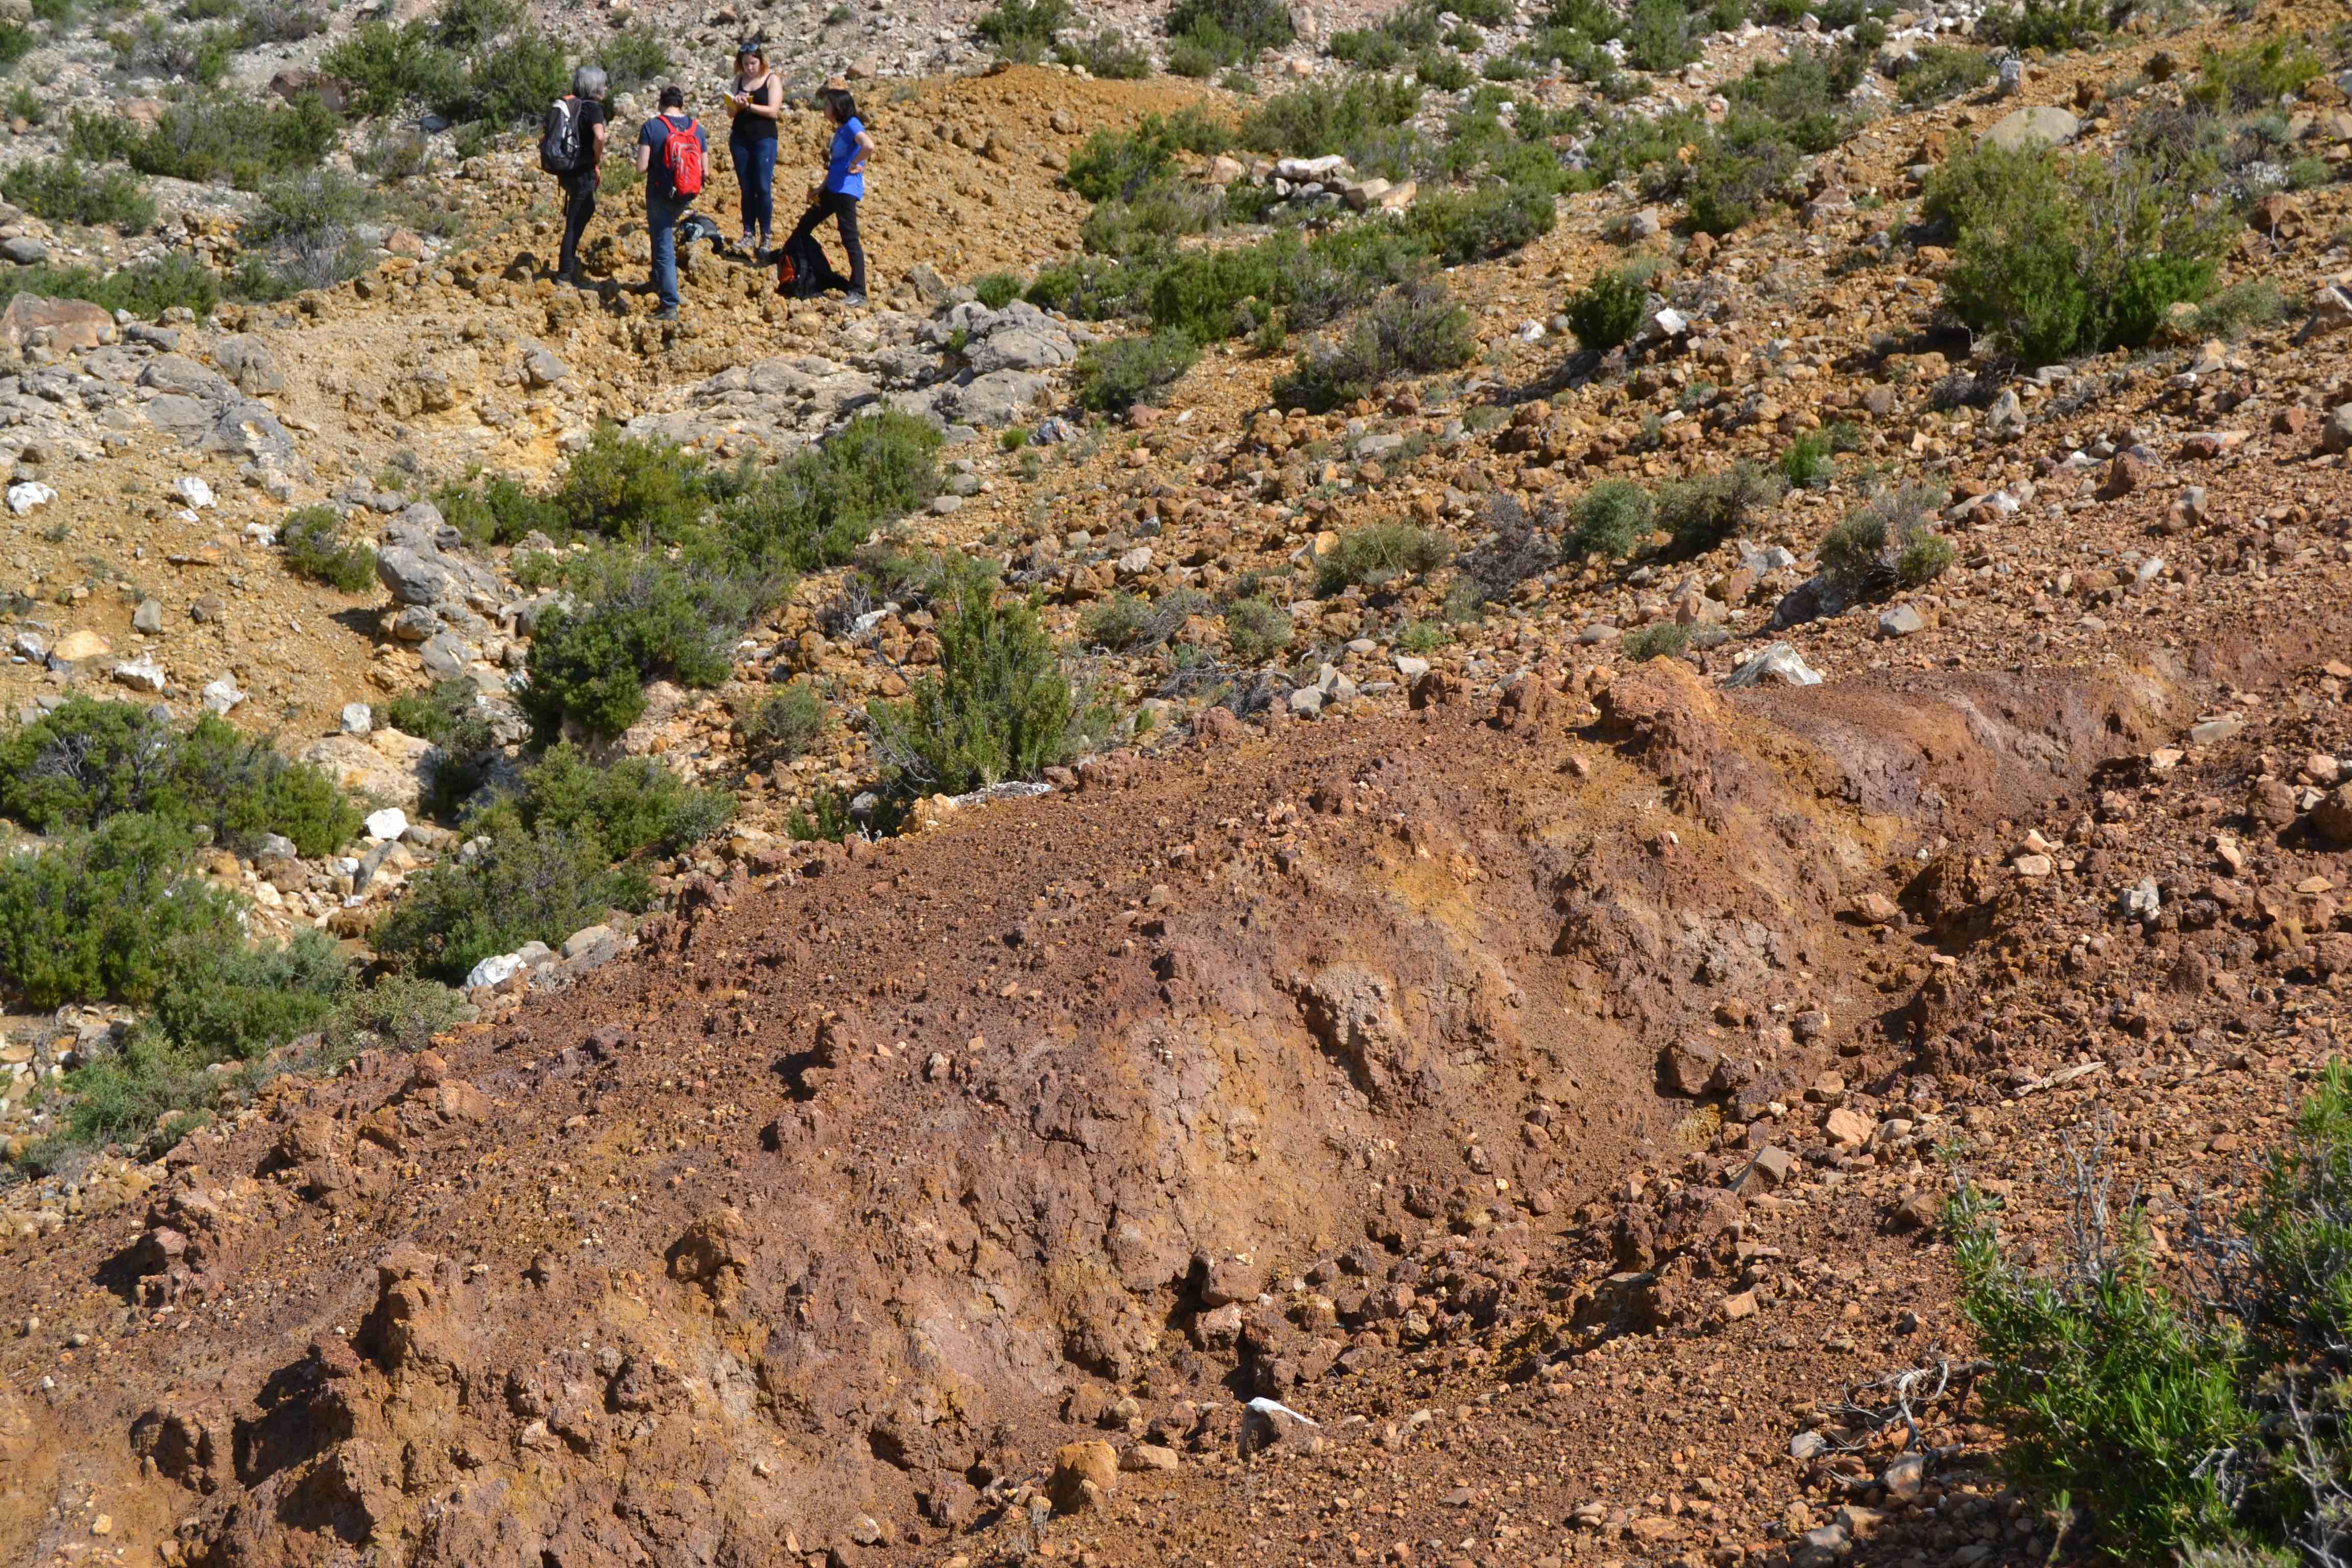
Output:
top-left (731, 133), bottom-right (776, 245)
top-left (558, 173), bottom-right (597, 277)
top-left (790, 191), bottom-right (865, 296)
top-left (647, 190), bottom-right (684, 310)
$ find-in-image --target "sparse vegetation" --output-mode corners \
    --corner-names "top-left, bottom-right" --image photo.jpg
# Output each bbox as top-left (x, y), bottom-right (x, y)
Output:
top-left (0, 254), bottom-right (219, 316)
top-left (977, 0), bottom-right (1074, 63)
top-left (1315, 523), bottom-right (1452, 596)
top-left (1165, 0), bottom-right (1293, 73)
top-left (1274, 282), bottom-right (1475, 414)
top-left (973, 271), bottom-right (1024, 309)
top-left (1572, 480), bottom-right (1657, 559)
top-left (1819, 482), bottom-right (1952, 600)
top-left (740, 681), bottom-right (827, 766)
top-left (1078, 329), bottom-right (1200, 412)
top-left (1222, 595), bottom-right (1294, 662)
top-left (1621, 621), bottom-right (1690, 662)
top-left (1898, 43), bottom-right (1992, 107)
top-left (1567, 266), bottom-right (1650, 351)
top-left (1655, 461), bottom-right (1786, 557)
top-left (0, 157), bottom-right (153, 230)
top-left (278, 505), bottom-right (377, 593)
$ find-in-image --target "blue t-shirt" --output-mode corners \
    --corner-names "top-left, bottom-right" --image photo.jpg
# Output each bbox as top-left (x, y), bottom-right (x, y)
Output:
top-left (638, 113), bottom-right (708, 203)
top-left (826, 117), bottom-right (866, 200)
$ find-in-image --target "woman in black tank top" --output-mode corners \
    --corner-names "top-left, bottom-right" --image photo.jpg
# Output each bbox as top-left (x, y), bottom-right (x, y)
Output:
top-left (725, 42), bottom-right (782, 256)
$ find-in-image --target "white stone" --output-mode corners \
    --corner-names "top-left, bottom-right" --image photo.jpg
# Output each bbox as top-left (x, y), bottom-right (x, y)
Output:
top-left (465, 951), bottom-right (527, 989)
top-left (364, 807), bottom-right (409, 842)
top-left (200, 677), bottom-right (245, 714)
top-left (110, 657), bottom-right (166, 693)
top-left (7, 482), bottom-right (55, 515)
top-left (340, 702), bottom-right (373, 735)
top-left (174, 475), bottom-right (215, 509)
top-left (1724, 643), bottom-right (1823, 688)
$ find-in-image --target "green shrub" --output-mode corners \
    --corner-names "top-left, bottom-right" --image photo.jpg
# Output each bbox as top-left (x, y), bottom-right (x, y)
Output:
top-left (0, 21), bottom-right (35, 71)
top-left (143, 926), bottom-right (350, 1068)
top-left (973, 271), bottom-right (1023, 308)
top-left (1898, 43), bottom-right (1992, 106)
top-left (436, 471), bottom-right (566, 547)
top-left (1566, 266), bottom-right (1649, 350)
top-left (1404, 181), bottom-right (1557, 265)
top-left (716, 408), bottom-right (943, 575)
top-left (71, 90), bottom-right (338, 190)
top-left (2188, 34), bottom-right (2322, 115)
top-left (1223, 595), bottom-right (1293, 662)
top-left (489, 742), bottom-right (730, 862)
top-left (1723, 42), bottom-right (1865, 153)
top-left (519, 558), bottom-right (758, 744)
top-left (0, 698), bottom-right (359, 855)
top-left (1621, 621), bottom-right (1689, 662)
top-left (0, 254), bottom-right (220, 317)
top-left (1977, 0), bottom-right (2112, 51)
top-left (1416, 49), bottom-right (1473, 90)
top-left (1682, 134), bottom-right (1797, 234)
top-left (1165, 0), bottom-right (1292, 68)
top-left (1237, 75), bottom-right (1420, 157)
top-left (554, 425), bottom-right (710, 545)
top-left (373, 818), bottom-right (648, 983)
top-left (596, 26), bottom-right (669, 92)
top-left (1655, 461), bottom-right (1785, 556)
top-left (1059, 28), bottom-right (1152, 78)
top-left (279, 505), bottom-right (377, 593)
top-left (1818, 482), bottom-right (1946, 601)
top-left (977, 0), bottom-right (1074, 62)
top-left (1895, 530), bottom-right (1956, 589)
top-left (1315, 523), bottom-right (1451, 596)
top-left (319, 18), bottom-right (451, 117)
top-left (380, 678), bottom-right (500, 816)
top-left (1079, 328), bottom-right (1200, 412)
top-left (866, 555), bottom-right (1090, 798)
top-left (1275, 282), bottom-right (1475, 414)
top-left (1572, 480), bottom-right (1656, 558)
top-left (0, 815), bottom-right (243, 1009)
top-left (2191, 279), bottom-right (2288, 339)
top-left (741, 681), bottom-right (827, 766)
top-left (1781, 431), bottom-right (1834, 487)
top-left (1620, 0), bottom-right (1697, 73)
top-left (1081, 587), bottom-right (1213, 650)
top-left (1, 159), bottom-right (153, 230)
top-left (1927, 141), bottom-right (2230, 361)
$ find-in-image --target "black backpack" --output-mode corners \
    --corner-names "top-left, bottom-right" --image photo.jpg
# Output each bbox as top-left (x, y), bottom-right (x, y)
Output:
top-left (776, 230), bottom-right (841, 299)
top-left (540, 96), bottom-right (583, 176)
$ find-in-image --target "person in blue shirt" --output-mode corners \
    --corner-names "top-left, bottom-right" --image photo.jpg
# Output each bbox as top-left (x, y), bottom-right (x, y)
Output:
top-left (634, 85), bottom-right (708, 322)
top-left (786, 81), bottom-right (874, 306)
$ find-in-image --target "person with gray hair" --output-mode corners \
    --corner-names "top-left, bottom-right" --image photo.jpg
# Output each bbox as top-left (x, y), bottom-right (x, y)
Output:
top-left (542, 63), bottom-right (610, 287)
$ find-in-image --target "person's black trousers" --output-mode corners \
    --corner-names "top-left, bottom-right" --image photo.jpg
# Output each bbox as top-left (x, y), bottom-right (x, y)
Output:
top-left (790, 190), bottom-right (866, 295)
top-left (558, 173), bottom-right (598, 277)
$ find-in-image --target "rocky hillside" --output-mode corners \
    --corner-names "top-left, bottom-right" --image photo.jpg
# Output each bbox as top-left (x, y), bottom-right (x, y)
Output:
top-left (4, 0), bottom-right (2352, 1561)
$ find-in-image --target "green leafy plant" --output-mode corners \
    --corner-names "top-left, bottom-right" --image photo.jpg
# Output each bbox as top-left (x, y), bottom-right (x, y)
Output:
top-left (1165, 0), bottom-right (1293, 70)
top-left (372, 817), bottom-right (648, 984)
top-left (1222, 595), bottom-right (1293, 662)
top-left (1818, 482), bottom-right (1950, 601)
top-left (977, 0), bottom-right (1074, 62)
top-left (0, 158), bottom-right (154, 229)
top-left (278, 505), bottom-right (377, 592)
top-left (1655, 461), bottom-right (1786, 556)
top-left (972, 271), bottom-right (1024, 309)
top-left (1078, 328), bottom-right (1200, 412)
top-left (1274, 282), bottom-right (1475, 414)
top-left (0, 254), bottom-right (219, 317)
top-left (1315, 523), bottom-right (1451, 596)
top-left (0, 815), bottom-right (242, 1009)
top-left (1572, 480), bottom-right (1657, 558)
top-left (1567, 266), bottom-right (1649, 350)
top-left (1898, 43), bottom-right (1993, 106)
top-left (866, 555), bottom-right (1092, 799)
top-left (1620, 621), bottom-right (1689, 662)
top-left (487, 741), bottom-right (731, 862)
top-left (740, 681), bottom-right (828, 766)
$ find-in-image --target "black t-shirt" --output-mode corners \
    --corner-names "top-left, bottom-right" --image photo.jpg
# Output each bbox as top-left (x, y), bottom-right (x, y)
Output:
top-left (569, 96), bottom-right (607, 180)
top-left (730, 75), bottom-right (778, 144)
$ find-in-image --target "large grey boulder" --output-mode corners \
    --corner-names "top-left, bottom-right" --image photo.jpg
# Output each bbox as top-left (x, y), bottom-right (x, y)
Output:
top-left (1978, 106), bottom-right (2079, 152)
top-left (376, 545), bottom-right (453, 606)
top-left (942, 369), bottom-right (1050, 427)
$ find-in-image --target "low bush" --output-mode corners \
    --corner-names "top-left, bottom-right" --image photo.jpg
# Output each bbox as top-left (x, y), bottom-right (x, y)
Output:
top-left (1275, 282), bottom-right (1475, 414)
top-left (0, 254), bottom-right (219, 317)
top-left (1059, 28), bottom-right (1152, 78)
top-left (2188, 33), bottom-right (2322, 115)
top-left (2191, 278), bottom-right (2288, 339)
top-left (554, 425), bottom-right (711, 546)
top-left (1818, 482), bottom-right (1949, 600)
top-left (69, 90), bottom-right (338, 190)
top-left (1078, 328), bottom-right (1199, 412)
top-left (1566, 266), bottom-right (1649, 350)
top-left (1404, 181), bottom-right (1557, 266)
top-left (1416, 49), bottom-right (1473, 90)
top-left (1065, 109), bottom-right (1230, 203)
top-left (0, 698), bottom-right (359, 856)
top-left (1620, 0), bottom-right (1698, 74)
top-left (143, 926), bottom-right (349, 1069)
top-left (316, 0), bottom-right (562, 129)
top-left (1655, 461), bottom-right (1785, 556)
top-left (1222, 595), bottom-right (1293, 662)
top-left (595, 26), bottom-right (669, 92)
top-left (866, 555), bottom-right (1092, 799)
top-left (1620, 621), bottom-right (1689, 662)
top-left (1453, 492), bottom-right (1561, 607)
top-left (1165, 0), bottom-right (1292, 70)
top-left (278, 505), bottom-right (377, 592)
top-left (1572, 480), bottom-right (1656, 558)
top-left (1898, 43), bottom-right (1992, 107)
top-left (1237, 75), bottom-right (1420, 158)
top-left (1723, 42), bottom-right (1865, 153)
top-left (436, 471), bottom-right (565, 547)
top-left (1977, 0), bottom-right (2113, 51)
top-left (1926, 140), bottom-right (2231, 362)
top-left (972, 271), bottom-right (1023, 308)
top-left (1081, 587), bottom-right (1213, 651)
top-left (486, 742), bottom-right (730, 862)
top-left (372, 817), bottom-right (647, 984)
top-left (1682, 133), bottom-right (1798, 234)
top-left (740, 681), bottom-right (827, 766)
top-left (1315, 523), bottom-right (1451, 596)
top-left (0, 158), bottom-right (153, 229)
top-left (717, 408), bottom-right (942, 575)
top-left (379, 678), bottom-right (500, 816)
top-left (519, 557), bottom-right (761, 744)
top-left (0, 815), bottom-right (242, 1009)
top-left (977, 0), bottom-right (1074, 63)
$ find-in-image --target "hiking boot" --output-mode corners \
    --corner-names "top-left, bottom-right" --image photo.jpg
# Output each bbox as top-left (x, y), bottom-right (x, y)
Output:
top-left (654, 305), bottom-right (680, 322)
top-left (842, 291), bottom-right (867, 307)
top-left (553, 269), bottom-right (581, 288)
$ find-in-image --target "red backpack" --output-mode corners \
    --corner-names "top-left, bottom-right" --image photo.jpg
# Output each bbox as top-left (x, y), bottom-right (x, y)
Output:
top-left (660, 116), bottom-right (704, 196)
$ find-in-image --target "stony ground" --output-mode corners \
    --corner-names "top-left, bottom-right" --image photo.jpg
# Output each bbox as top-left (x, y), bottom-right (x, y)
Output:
top-left (5, 0), bottom-right (2352, 1562)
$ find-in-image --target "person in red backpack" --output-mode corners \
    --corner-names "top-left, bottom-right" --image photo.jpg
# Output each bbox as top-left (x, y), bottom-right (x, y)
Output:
top-left (634, 85), bottom-right (708, 321)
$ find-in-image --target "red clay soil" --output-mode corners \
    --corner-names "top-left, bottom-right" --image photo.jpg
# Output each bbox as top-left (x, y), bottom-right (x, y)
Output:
top-left (5, 573), bottom-right (2352, 1568)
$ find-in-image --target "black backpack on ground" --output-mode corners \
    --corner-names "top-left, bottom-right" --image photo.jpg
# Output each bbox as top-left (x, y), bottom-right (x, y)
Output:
top-left (540, 96), bottom-right (583, 176)
top-left (776, 230), bottom-right (841, 298)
